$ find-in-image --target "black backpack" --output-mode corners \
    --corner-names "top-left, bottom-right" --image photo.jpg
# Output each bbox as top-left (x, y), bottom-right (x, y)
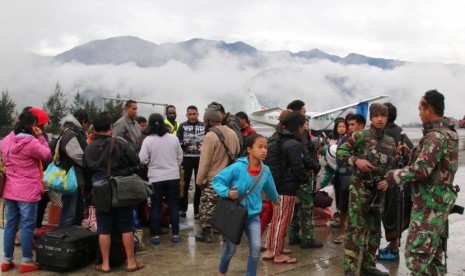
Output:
top-left (264, 136), bottom-right (285, 184)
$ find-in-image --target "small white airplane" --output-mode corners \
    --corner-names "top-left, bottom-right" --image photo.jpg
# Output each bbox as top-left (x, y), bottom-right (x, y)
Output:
top-left (245, 90), bottom-right (388, 131)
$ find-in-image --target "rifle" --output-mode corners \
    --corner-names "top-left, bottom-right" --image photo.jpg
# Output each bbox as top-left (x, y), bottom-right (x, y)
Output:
top-left (369, 175), bottom-right (382, 210)
top-left (442, 201), bottom-right (464, 273)
top-left (397, 184), bottom-right (405, 249)
top-left (397, 133), bottom-right (406, 248)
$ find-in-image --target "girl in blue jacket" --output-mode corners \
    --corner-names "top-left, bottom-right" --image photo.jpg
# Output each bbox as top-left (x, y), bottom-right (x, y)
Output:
top-left (213, 134), bottom-right (278, 276)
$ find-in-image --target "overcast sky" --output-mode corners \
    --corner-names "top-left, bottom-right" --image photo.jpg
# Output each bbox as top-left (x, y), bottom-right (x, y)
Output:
top-left (2, 0), bottom-right (465, 63)
top-left (1, 0), bottom-right (465, 124)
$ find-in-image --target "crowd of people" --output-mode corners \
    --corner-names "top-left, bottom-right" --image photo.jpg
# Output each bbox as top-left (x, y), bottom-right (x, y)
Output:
top-left (0, 89), bottom-right (460, 276)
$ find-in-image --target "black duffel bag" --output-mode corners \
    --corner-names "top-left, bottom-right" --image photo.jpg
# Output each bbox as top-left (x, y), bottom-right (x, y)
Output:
top-left (111, 174), bottom-right (153, 208)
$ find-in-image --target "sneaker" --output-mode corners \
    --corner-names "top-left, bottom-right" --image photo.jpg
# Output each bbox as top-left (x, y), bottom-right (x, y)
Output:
top-left (377, 247), bottom-right (389, 254)
top-left (150, 236), bottom-right (160, 245)
top-left (300, 238), bottom-right (323, 249)
top-left (377, 247), bottom-right (399, 261)
top-left (171, 235), bottom-right (180, 243)
top-left (360, 266), bottom-right (389, 276)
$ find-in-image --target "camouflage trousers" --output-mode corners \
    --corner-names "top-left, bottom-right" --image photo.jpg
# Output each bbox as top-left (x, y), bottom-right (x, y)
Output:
top-left (405, 206), bottom-right (452, 276)
top-left (289, 184), bottom-right (315, 244)
top-left (343, 182), bottom-right (383, 273)
top-left (199, 183), bottom-right (218, 229)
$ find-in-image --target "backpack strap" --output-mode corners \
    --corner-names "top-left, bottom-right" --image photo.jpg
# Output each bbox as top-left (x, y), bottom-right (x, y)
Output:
top-left (52, 128), bottom-right (70, 163)
top-left (107, 137), bottom-right (116, 176)
top-left (209, 127), bottom-right (235, 163)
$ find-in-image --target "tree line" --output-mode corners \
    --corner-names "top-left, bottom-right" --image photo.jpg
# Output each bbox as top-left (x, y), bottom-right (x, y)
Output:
top-left (0, 82), bottom-right (125, 135)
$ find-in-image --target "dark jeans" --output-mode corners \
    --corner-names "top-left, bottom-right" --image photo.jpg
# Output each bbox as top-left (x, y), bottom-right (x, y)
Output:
top-left (59, 190), bottom-right (85, 227)
top-left (36, 192), bottom-right (50, 228)
top-left (179, 157), bottom-right (201, 214)
top-left (150, 179), bottom-right (180, 236)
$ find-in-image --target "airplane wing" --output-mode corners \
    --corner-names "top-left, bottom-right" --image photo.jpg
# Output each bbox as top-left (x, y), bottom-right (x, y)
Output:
top-left (311, 95), bottom-right (388, 118)
top-left (250, 107), bottom-right (283, 116)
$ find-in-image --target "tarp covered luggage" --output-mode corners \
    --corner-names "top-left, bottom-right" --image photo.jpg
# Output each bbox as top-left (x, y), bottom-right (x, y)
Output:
top-left (36, 227), bottom-right (98, 271)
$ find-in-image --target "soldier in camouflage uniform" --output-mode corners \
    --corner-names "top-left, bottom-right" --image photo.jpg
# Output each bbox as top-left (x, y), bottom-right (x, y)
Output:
top-left (383, 90), bottom-right (458, 276)
top-left (288, 175), bottom-right (320, 248)
top-left (288, 118), bottom-right (322, 249)
top-left (338, 103), bottom-right (397, 276)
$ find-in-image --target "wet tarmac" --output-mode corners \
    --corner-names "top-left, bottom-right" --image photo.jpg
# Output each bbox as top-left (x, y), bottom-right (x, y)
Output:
top-left (1, 132), bottom-right (465, 275)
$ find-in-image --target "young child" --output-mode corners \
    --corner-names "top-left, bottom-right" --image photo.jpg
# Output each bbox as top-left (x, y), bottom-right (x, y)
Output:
top-left (212, 134), bottom-right (278, 276)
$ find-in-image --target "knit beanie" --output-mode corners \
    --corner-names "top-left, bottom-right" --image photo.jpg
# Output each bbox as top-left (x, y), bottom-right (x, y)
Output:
top-left (73, 109), bottom-right (89, 124)
top-left (204, 108), bottom-right (222, 122)
top-left (369, 103), bottom-right (388, 119)
top-left (278, 109), bottom-right (293, 122)
top-left (29, 107), bottom-right (49, 126)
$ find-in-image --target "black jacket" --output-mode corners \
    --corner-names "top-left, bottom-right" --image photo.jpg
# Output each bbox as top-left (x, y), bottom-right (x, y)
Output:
top-left (384, 122), bottom-right (413, 149)
top-left (83, 134), bottom-right (140, 178)
top-left (276, 129), bottom-right (310, 195)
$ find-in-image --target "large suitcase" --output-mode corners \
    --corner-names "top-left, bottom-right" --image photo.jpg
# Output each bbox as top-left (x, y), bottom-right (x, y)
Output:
top-left (36, 227), bottom-right (99, 271)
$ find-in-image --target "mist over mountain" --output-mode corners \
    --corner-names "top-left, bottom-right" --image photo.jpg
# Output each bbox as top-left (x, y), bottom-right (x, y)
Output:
top-left (2, 36), bottom-right (465, 125)
top-left (53, 36), bottom-right (404, 69)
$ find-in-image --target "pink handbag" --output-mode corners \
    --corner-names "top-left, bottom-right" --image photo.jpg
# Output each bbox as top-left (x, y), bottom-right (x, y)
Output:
top-left (81, 206), bottom-right (97, 232)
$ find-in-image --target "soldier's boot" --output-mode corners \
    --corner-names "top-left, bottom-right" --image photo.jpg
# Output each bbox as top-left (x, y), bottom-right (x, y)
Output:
top-left (195, 227), bottom-right (212, 243)
top-left (300, 238), bottom-right (323, 249)
top-left (360, 266), bottom-right (389, 276)
top-left (288, 233), bottom-right (300, 245)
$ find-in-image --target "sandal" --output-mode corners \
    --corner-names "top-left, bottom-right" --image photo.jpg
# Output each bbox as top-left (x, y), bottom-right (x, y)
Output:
top-left (95, 264), bottom-right (111, 273)
top-left (127, 262), bottom-right (145, 272)
top-left (19, 262), bottom-right (40, 273)
top-left (273, 257), bottom-right (298, 264)
top-left (262, 256), bottom-right (274, 261)
top-left (1, 262), bottom-right (15, 272)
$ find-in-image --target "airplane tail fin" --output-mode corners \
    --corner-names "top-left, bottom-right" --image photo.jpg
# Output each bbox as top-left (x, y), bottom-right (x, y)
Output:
top-left (245, 87), bottom-right (263, 114)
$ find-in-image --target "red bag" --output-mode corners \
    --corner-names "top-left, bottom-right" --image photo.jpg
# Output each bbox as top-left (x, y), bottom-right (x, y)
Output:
top-left (313, 207), bottom-right (332, 227)
top-left (259, 200), bottom-right (273, 235)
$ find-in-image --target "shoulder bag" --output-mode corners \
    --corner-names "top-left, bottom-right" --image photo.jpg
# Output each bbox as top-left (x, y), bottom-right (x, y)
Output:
top-left (92, 137), bottom-right (153, 210)
top-left (211, 168), bottom-right (265, 245)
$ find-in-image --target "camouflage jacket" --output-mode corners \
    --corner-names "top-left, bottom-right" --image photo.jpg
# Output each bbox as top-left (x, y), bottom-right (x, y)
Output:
top-left (337, 127), bottom-right (397, 182)
top-left (385, 118), bottom-right (459, 211)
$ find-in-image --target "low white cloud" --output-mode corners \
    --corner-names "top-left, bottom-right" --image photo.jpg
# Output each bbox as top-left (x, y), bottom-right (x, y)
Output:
top-left (2, 49), bottom-right (465, 125)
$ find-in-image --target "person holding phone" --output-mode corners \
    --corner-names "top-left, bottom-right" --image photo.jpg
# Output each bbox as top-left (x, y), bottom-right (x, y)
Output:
top-left (1, 111), bottom-right (52, 273)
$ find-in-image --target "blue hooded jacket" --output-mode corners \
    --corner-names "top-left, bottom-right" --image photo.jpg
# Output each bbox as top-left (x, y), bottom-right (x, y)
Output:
top-left (212, 157), bottom-right (278, 216)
